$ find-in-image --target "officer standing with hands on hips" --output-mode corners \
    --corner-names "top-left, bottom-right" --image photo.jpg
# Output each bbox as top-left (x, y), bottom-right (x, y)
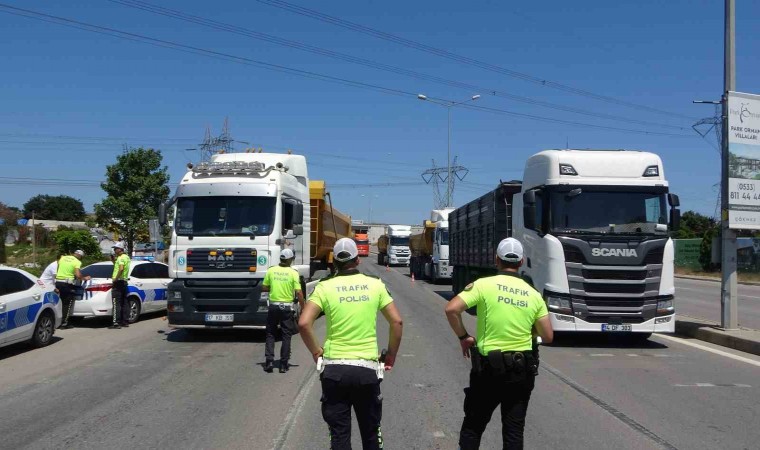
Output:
top-left (262, 248), bottom-right (304, 374)
top-left (55, 250), bottom-right (91, 329)
top-left (445, 237), bottom-right (553, 450)
top-left (298, 238), bottom-right (403, 450)
top-left (110, 242), bottom-right (131, 329)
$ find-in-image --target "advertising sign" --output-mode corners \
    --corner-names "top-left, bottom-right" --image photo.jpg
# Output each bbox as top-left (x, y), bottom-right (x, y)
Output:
top-left (727, 91), bottom-right (760, 229)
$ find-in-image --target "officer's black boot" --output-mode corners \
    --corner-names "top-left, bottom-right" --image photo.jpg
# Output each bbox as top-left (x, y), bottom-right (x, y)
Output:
top-left (264, 360), bottom-right (274, 373)
top-left (279, 361), bottom-right (289, 373)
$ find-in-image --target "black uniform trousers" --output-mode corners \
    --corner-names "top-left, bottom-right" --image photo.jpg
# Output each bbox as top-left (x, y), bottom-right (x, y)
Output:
top-left (264, 304), bottom-right (296, 363)
top-left (54, 282), bottom-right (76, 326)
top-left (111, 280), bottom-right (129, 324)
top-left (320, 365), bottom-right (383, 450)
top-left (459, 369), bottom-right (536, 450)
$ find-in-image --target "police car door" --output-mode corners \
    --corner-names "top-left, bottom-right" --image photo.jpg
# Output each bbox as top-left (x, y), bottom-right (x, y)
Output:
top-left (0, 270), bottom-right (40, 346)
top-left (149, 263), bottom-right (170, 311)
top-left (128, 264), bottom-right (152, 313)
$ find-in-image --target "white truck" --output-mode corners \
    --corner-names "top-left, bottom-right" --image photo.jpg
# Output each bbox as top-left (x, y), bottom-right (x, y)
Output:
top-left (409, 208), bottom-right (454, 282)
top-left (158, 153), bottom-right (309, 330)
top-left (450, 150), bottom-right (680, 339)
top-left (377, 224), bottom-right (412, 266)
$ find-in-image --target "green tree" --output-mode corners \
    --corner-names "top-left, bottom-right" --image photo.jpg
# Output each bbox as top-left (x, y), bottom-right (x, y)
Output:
top-left (52, 229), bottom-right (101, 256)
top-left (95, 147), bottom-right (170, 255)
top-left (23, 195), bottom-right (86, 221)
top-left (675, 211), bottom-right (717, 239)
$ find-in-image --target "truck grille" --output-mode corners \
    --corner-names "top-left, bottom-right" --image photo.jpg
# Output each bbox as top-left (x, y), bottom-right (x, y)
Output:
top-left (186, 248), bottom-right (258, 272)
top-left (584, 283), bottom-right (646, 295)
top-left (581, 269), bottom-right (648, 280)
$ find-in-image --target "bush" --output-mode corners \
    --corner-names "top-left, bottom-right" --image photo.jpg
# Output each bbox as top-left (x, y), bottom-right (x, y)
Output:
top-left (700, 226), bottom-right (719, 271)
top-left (52, 230), bottom-right (101, 257)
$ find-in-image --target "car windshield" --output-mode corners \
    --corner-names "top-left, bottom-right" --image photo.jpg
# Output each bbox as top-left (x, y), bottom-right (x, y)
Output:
top-left (82, 264), bottom-right (114, 279)
top-left (439, 229), bottom-right (449, 245)
top-left (390, 236), bottom-right (410, 246)
top-left (550, 189), bottom-right (668, 235)
top-left (176, 196), bottom-right (276, 236)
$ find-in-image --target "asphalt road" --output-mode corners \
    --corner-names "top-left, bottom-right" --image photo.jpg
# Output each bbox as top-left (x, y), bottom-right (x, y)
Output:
top-left (675, 277), bottom-right (760, 329)
top-left (1, 261), bottom-right (759, 449)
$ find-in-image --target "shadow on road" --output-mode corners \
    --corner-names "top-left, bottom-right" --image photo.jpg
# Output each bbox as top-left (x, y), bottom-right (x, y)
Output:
top-left (548, 332), bottom-right (668, 349)
top-left (163, 328), bottom-right (268, 343)
top-left (71, 310), bottom-right (167, 328)
top-left (0, 336), bottom-right (64, 360)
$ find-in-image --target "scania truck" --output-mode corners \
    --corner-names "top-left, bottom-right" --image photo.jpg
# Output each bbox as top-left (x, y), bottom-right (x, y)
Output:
top-left (158, 152), bottom-right (350, 330)
top-left (409, 208), bottom-right (453, 283)
top-left (377, 224), bottom-right (412, 266)
top-left (450, 150), bottom-right (680, 338)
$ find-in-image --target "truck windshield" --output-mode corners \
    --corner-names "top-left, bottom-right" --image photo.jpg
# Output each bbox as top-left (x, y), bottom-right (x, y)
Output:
top-left (439, 229), bottom-right (449, 245)
top-left (550, 189), bottom-right (668, 235)
top-left (390, 237), bottom-right (410, 246)
top-left (175, 196), bottom-right (276, 236)
top-left (355, 239), bottom-right (370, 245)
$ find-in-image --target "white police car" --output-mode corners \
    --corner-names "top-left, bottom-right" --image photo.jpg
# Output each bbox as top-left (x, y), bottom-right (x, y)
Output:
top-left (74, 261), bottom-right (170, 323)
top-left (0, 266), bottom-right (62, 349)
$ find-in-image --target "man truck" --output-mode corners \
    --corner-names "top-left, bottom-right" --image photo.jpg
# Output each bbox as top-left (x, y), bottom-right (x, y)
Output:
top-left (158, 152), bottom-right (351, 330)
top-left (377, 224), bottom-right (412, 266)
top-left (409, 208), bottom-right (453, 283)
top-left (450, 150), bottom-right (680, 338)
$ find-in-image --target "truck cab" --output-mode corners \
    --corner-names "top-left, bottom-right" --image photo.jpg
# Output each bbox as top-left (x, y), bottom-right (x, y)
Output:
top-left (160, 153), bottom-right (309, 330)
top-left (378, 225), bottom-right (412, 266)
top-left (514, 150), bottom-right (680, 335)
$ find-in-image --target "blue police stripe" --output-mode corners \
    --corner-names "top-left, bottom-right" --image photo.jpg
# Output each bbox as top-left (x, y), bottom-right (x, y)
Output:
top-left (3, 303), bottom-right (42, 332)
top-left (127, 286), bottom-right (147, 302)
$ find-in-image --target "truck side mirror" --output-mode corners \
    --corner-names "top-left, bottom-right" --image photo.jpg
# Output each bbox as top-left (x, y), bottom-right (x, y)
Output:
top-left (668, 193), bottom-right (680, 207)
top-left (523, 191), bottom-right (536, 230)
top-left (293, 202), bottom-right (304, 225)
top-left (292, 224), bottom-right (304, 236)
top-left (158, 202), bottom-right (167, 226)
top-left (670, 208), bottom-right (681, 232)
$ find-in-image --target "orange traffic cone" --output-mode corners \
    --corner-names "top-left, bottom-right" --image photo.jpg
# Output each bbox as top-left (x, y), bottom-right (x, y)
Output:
top-left (386, 264), bottom-right (390, 272)
top-left (411, 273), bottom-right (415, 283)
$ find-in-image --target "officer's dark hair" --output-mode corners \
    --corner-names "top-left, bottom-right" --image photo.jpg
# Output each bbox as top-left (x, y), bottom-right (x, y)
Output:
top-left (497, 257), bottom-right (521, 271)
top-left (334, 253), bottom-right (359, 272)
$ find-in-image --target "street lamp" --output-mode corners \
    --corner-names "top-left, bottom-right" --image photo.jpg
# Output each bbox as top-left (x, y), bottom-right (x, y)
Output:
top-left (361, 194), bottom-right (379, 223)
top-left (418, 93), bottom-right (481, 207)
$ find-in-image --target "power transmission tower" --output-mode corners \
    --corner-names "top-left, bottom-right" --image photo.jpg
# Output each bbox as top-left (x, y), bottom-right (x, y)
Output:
top-left (198, 117), bottom-right (236, 161)
top-left (692, 102), bottom-right (723, 218)
top-left (421, 157), bottom-right (469, 209)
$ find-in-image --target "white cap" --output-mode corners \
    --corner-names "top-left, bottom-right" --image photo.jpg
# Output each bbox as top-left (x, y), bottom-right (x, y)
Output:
top-left (74, 250), bottom-right (85, 257)
top-left (333, 238), bottom-right (359, 262)
top-left (112, 242), bottom-right (125, 250)
top-left (280, 248), bottom-right (295, 260)
top-left (497, 238), bottom-right (524, 262)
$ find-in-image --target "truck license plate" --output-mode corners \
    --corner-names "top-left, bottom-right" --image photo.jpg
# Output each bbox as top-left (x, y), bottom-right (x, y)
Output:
top-left (205, 314), bottom-right (233, 323)
top-left (602, 324), bottom-right (632, 332)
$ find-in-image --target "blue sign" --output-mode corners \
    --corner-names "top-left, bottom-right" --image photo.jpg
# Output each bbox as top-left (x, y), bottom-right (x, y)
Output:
top-left (17, 218), bottom-right (28, 226)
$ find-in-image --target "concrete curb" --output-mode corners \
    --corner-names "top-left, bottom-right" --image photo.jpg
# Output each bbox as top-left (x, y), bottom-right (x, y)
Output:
top-left (675, 274), bottom-right (760, 286)
top-left (674, 318), bottom-right (760, 357)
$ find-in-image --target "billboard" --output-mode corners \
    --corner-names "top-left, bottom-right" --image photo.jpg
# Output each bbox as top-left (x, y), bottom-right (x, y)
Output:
top-left (728, 91), bottom-right (760, 229)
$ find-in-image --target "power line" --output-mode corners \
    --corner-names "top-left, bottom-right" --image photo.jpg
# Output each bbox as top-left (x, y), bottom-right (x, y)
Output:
top-left (104, 0), bottom-right (690, 131)
top-left (0, 4), bottom-right (696, 139)
top-left (254, 0), bottom-right (699, 121)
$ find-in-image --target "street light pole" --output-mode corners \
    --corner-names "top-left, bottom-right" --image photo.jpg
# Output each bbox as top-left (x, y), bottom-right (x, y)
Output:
top-left (418, 94), bottom-right (481, 207)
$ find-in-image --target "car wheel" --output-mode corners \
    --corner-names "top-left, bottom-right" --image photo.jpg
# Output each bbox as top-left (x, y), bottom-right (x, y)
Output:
top-left (127, 297), bottom-right (141, 324)
top-left (31, 310), bottom-right (56, 348)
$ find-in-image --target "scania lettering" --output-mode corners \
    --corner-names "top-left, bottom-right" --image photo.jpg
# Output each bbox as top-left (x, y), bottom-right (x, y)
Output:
top-left (450, 150), bottom-right (680, 338)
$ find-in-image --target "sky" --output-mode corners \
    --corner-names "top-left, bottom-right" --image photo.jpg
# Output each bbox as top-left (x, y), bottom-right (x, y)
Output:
top-left (1, 0), bottom-right (759, 225)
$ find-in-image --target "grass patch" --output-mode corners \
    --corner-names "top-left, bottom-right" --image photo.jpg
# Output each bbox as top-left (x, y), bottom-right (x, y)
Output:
top-left (676, 267), bottom-right (760, 283)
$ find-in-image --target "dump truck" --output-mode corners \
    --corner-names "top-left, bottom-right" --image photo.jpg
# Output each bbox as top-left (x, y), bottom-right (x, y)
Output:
top-left (409, 208), bottom-right (453, 283)
top-left (377, 225), bottom-right (412, 266)
top-left (353, 226), bottom-right (370, 257)
top-left (159, 152), bottom-right (352, 330)
top-left (450, 150), bottom-right (680, 339)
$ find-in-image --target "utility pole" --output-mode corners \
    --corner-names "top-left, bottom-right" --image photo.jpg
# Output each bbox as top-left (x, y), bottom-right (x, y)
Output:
top-left (31, 210), bottom-right (36, 268)
top-left (720, 0), bottom-right (738, 329)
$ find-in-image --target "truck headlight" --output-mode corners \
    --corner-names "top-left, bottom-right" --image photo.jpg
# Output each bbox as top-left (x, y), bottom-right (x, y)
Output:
top-left (172, 291), bottom-right (182, 299)
top-left (657, 298), bottom-right (674, 315)
top-left (546, 295), bottom-right (572, 313)
top-left (260, 292), bottom-right (269, 301)
top-left (167, 303), bottom-right (184, 313)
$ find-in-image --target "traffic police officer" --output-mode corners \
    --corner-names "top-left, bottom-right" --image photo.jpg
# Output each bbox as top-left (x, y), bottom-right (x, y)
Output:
top-left (55, 249), bottom-right (90, 329)
top-left (110, 242), bottom-right (131, 329)
top-left (445, 237), bottom-right (553, 450)
top-left (298, 238), bottom-right (403, 450)
top-left (262, 248), bottom-right (304, 374)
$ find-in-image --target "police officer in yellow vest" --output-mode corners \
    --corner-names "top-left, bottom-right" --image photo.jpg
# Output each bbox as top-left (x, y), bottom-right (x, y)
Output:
top-left (445, 237), bottom-right (553, 450)
top-left (299, 238), bottom-right (403, 450)
top-left (55, 249), bottom-right (91, 329)
top-left (110, 242), bottom-right (131, 329)
top-left (262, 248), bottom-right (304, 374)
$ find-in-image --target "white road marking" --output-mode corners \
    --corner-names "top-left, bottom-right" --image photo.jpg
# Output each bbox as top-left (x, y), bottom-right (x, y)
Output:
top-left (401, 354), bottom-right (415, 357)
top-left (271, 372), bottom-right (319, 450)
top-left (674, 383), bottom-right (751, 388)
top-left (590, 353), bottom-right (615, 357)
top-left (432, 431), bottom-right (446, 438)
top-left (414, 383), bottom-right (425, 388)
top-left (657, 334), bottom-right (760, 368)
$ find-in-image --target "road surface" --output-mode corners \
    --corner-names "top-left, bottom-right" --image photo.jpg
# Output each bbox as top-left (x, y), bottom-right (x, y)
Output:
top-left (1, 260), bottom-right (759, 449)
top-left (675, 277), bottom-right (760, 329)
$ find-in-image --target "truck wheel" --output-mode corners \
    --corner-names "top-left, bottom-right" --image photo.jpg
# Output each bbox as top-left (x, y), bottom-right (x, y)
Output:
top-left (377, 253), bottom-right (383, 265)
top-left (431, 266), bottom-right (438, 285)
top-left (31, 310), bottom-right (56, 348)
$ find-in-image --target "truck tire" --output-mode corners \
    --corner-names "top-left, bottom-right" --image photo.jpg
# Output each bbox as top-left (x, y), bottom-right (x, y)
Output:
top-left (431, 265), bottom-right (438, 285)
